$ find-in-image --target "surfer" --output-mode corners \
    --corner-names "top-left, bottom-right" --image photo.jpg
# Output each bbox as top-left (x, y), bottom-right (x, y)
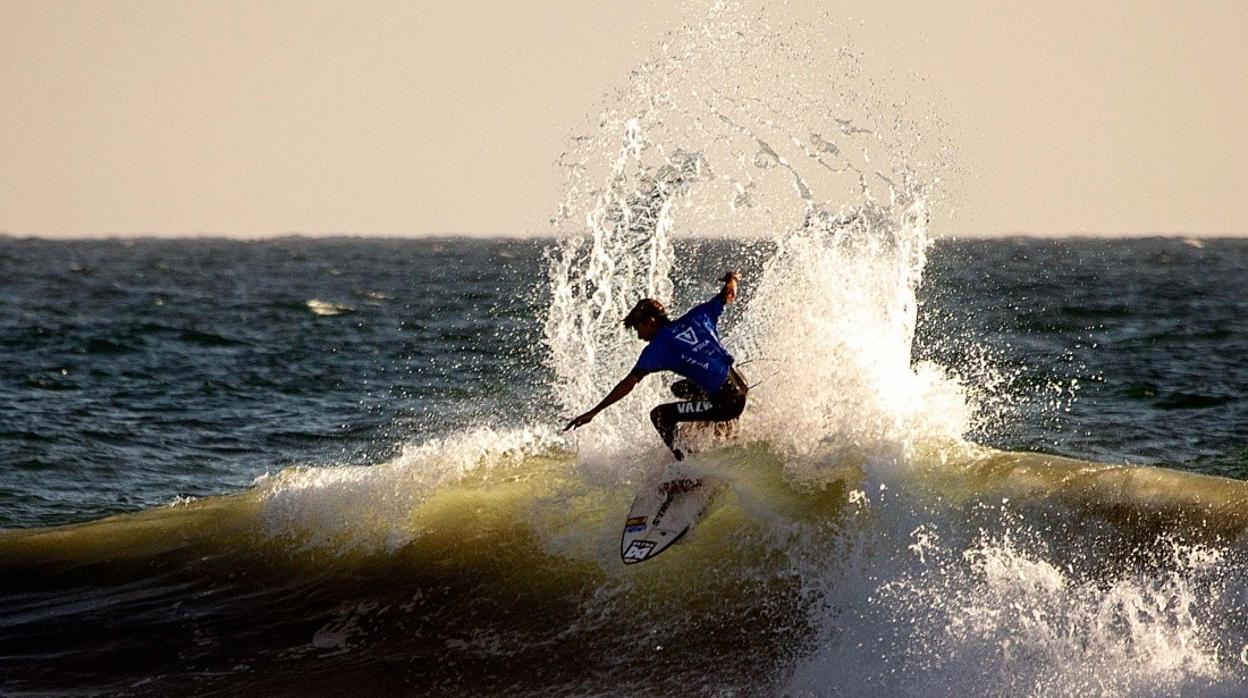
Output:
top-left (564, 271), bottom-right (748, 460)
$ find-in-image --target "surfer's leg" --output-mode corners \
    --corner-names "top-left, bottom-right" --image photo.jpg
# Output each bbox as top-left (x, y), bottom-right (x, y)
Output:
top-left (684, 375), bottom-right (749, 446)
top-left (650, 372), bottom-right (749, 460)
top-left (649, 403), bottom-right (687, 460)
top-left (715, 369), bottom-right (748, 424)
top-left (670, 380), bottom-right (713, 441)
top-left (670, 379), bottom-right (707, 400)
top-left (650, 395), bottom-right (746, 460)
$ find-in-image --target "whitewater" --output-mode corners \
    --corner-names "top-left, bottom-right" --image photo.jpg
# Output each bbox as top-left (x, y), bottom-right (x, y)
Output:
top-left (2, 3), bottom-right (1247, 696)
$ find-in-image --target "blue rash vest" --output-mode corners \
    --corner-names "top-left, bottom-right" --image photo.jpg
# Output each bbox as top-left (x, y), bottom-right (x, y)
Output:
top-left (631, 295), bottom-right (735, 393)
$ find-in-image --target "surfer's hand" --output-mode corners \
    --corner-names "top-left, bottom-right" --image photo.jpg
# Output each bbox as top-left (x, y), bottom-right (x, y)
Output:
top-left (719, 270), bottom-right (739, 304)
top-left (565, 412), bottom-right (594, 431)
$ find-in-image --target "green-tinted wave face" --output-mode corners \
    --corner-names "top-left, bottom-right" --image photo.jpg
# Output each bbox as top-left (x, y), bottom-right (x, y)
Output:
top-left (0, 438), bottom-right (840, 695)
top-left (3, 435), bottom-right (1248, 695)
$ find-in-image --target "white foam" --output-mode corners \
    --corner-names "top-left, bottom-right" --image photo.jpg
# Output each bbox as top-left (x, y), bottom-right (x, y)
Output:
top-left (306, 299), bottom-right (354, 316)
top-left (252, 425), bottom-right (561, 553)
top-left (783, 500), bottom-right (1246, 696)
top-left (734, 202), bottom-right (971, 481)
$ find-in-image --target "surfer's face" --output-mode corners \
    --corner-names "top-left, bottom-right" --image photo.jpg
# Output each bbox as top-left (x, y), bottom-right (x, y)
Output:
top-left (635, 317), bottom-right (660, 341)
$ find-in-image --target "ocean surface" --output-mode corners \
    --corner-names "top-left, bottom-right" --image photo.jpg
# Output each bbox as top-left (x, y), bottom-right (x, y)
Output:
top-left (2, 236), bottom-right (1245, 531)
top-left (5, 5), bottom-right (1248, 696)
top-left (1, 235), bottom-right (1246, 696)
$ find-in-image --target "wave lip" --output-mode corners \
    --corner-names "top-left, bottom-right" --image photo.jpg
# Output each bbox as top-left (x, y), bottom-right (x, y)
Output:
top-left (252, 425), bottom-right (565, 555)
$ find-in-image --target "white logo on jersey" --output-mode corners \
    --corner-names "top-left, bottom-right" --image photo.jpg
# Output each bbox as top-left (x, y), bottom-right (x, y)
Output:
top-left (675, 327), bottom-right (698, 345)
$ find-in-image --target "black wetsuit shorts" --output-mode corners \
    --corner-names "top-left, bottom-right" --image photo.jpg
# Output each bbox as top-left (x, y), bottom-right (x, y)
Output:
top-left (648, 367), bottom-right (748, 460)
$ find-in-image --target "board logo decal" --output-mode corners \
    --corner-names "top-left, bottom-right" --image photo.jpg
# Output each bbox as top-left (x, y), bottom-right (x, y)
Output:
top-left (675, 327), bottom-right (698, 345)
top-left (625, 516), bottom-right (647, 527)
top-left (677, 401), bottom-right (712, 415)
top-left (623, 540), bottom-right (657, 562)
top-left (652, 494), bottom-right (674, 526)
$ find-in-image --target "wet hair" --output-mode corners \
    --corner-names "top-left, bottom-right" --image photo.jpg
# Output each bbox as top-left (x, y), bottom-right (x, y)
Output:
top-left (622, 298), bottom-right (670, 328)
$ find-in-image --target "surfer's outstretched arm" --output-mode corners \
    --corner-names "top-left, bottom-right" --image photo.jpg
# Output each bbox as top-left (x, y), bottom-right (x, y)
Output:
top-left (564, 371), bottom-right (645, 431)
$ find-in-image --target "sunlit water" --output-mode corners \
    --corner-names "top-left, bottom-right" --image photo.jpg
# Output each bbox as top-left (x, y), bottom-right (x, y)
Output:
top-left (3, 1), bottom-right (1247, 695)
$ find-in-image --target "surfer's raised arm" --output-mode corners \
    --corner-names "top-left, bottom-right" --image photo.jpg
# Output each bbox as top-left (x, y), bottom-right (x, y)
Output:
top-left (564, 371), bottom-right (645, 431)
top-left (718, 270), bottom-right (739, 304)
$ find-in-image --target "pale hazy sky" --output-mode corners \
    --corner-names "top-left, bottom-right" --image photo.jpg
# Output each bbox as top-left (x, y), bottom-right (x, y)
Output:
top-left (3, 1), bottom-right (1245, 238)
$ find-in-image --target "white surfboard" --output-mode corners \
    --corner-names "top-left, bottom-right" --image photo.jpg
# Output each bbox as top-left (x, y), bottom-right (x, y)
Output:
top-left (620, 463), bottom-right (722, 565)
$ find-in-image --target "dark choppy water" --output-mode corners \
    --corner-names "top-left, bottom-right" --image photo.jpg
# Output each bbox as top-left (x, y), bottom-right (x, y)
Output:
top-left (4, 237), bottom-right (1244, 529)
top-left (0, 237), bottom-right (548, 528)
top-left (918, 237), bottom-right (1248, 474)
top-left (2, 236), bottom-right (1247, 697)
